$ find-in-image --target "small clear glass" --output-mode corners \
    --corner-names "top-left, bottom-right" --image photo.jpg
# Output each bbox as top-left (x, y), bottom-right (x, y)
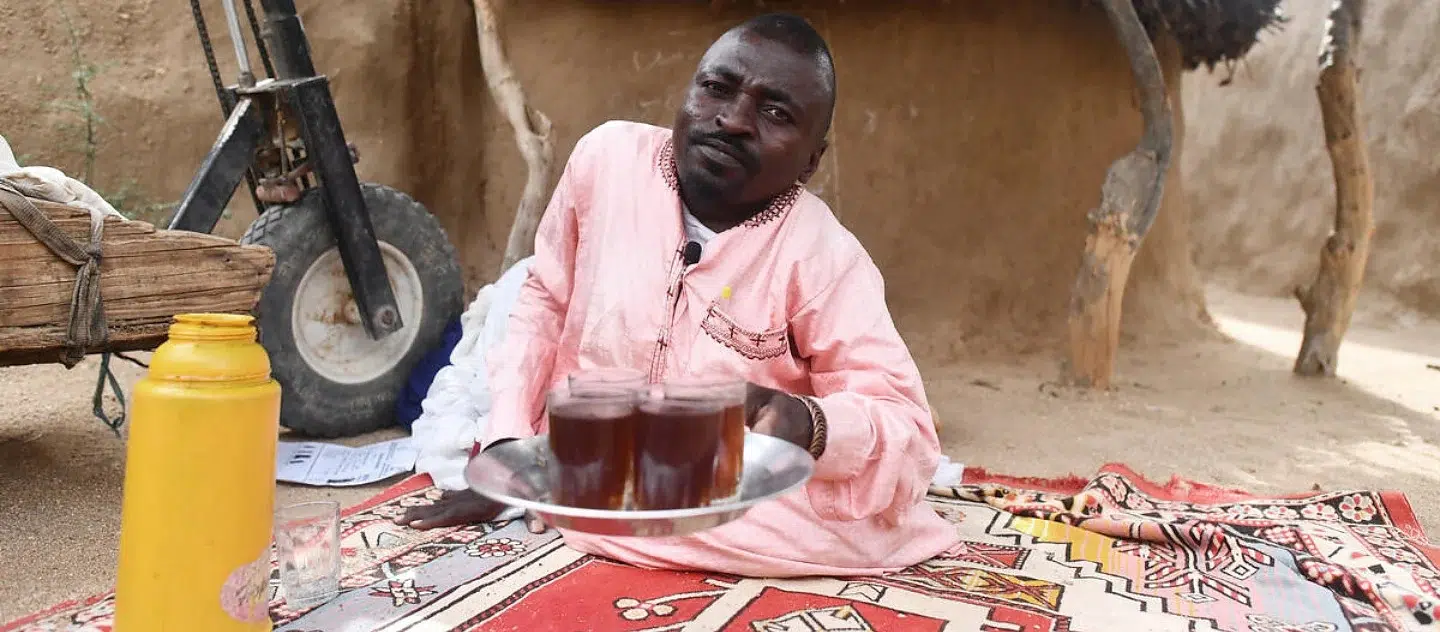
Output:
top-left (663, 376), bottom-right (748, 501)
top-left (633, 388), bottom-right (727, 510)
top-left (547, 387), bottom-right (638, 510)
top-left (274, 501), bottom-right (342, 609)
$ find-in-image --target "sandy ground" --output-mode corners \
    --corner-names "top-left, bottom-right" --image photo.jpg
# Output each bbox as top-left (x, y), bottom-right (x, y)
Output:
top-left (2, 287), bottom-right (1438, 622)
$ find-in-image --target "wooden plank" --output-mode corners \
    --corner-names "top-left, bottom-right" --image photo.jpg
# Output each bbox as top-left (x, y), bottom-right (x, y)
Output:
top-left (1, 282), bottom-right (269, 327)
top-left (95, 288), bottom-right (264, 322)
top-left (0, 246), bottom-right (273, 327)
top-left (0, 200), bottom-right (157, 243)
top-left (0, 217), bottom-right (156, 244)
top-left (0, 268), bottom-right (269, 314)
top-left (0, 230), bottom-right (262, 265)
top-left (0, 319), bottom-right (172, 367)
top-left (0, 241), bottom-right (273, 290)
top-left (0, 199), bottom-right (275, 361)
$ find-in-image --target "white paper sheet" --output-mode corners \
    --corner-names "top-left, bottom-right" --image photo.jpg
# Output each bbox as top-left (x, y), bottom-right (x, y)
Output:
top-left (276, 437), bottom-right (419, 487)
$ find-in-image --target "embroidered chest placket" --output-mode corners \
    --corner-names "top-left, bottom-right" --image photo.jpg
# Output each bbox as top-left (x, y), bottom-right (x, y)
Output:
top-left (646, 242), bottom-right (693, 383)
top-left (647, 139), bottom-right (804, 382)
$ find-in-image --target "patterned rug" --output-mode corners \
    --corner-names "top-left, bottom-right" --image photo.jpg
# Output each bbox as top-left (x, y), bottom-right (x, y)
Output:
top-left (6, 463), bottom-right (1440, 631)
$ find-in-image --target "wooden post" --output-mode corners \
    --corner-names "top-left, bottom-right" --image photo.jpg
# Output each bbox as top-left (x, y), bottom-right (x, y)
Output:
top-left (1062, 0), bottom-right (1174, 389)
top-left (1294, 0), bottom-right (1373, 377)
top-left (473, 0), bottom-right (556, 276)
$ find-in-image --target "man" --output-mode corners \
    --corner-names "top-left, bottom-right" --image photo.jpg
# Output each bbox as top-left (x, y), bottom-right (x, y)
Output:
top-left (398, 13), bottom-right (959, 577)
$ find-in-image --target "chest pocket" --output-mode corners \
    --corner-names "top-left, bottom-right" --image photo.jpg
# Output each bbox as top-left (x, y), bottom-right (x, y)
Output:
top-left (700, 303), bottom-right (790, 361)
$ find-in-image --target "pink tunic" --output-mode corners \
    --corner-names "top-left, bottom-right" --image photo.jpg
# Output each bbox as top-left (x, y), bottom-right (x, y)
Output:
top-left (480, 120), bottom-right (960, 577)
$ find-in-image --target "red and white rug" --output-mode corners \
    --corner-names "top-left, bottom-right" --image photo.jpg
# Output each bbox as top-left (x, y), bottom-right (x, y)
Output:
top-left (6, 464), bottom-right (1439, 631)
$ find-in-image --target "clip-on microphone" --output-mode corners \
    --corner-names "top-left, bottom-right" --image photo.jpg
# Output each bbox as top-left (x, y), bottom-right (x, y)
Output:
top-left (682, 241), bottom-right (702, 266)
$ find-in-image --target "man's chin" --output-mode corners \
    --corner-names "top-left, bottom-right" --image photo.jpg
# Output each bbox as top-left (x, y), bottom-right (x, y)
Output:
top-left (677, 167), bottom-right (744, 203)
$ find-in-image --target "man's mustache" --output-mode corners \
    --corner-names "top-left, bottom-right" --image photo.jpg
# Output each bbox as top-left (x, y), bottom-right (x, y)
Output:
top-left (690, 130), bottom-right (756, 171)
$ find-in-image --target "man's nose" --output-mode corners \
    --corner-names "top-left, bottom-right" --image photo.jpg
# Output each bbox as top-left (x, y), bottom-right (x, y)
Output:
top-left (714, 95), bottom-right (757, 136)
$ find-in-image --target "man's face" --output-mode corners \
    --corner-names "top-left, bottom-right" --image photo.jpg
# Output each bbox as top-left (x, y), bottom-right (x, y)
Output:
top-left (672, 31), bottom-right (831, 209)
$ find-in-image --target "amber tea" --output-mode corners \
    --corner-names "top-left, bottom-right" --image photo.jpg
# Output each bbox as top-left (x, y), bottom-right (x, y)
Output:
top-left (546, 388), bottom-right (637, 510)
top-left (714, 404), bottom-right (745, 498)
top-left (633, 394), bottom-right (725, 510)
top-left (663, 378), bottom-right (746, 501)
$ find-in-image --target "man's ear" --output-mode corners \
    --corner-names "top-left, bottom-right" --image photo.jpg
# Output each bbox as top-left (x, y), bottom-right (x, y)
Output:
top-left (797, 139), bottom-right (829, 184)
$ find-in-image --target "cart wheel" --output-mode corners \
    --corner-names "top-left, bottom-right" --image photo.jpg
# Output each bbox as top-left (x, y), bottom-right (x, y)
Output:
top-left (240, 183), bottom-right (465, 438)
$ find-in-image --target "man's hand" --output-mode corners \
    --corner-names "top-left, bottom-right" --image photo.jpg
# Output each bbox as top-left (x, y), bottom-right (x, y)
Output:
top-left (397, 437), bottom-right (549, 533)
top-left (395, 489), bottom-right (505, 529)
top-left (395, 489), bottom-right (549, 533)
top-left (744, 383), bottom-right (814, 451)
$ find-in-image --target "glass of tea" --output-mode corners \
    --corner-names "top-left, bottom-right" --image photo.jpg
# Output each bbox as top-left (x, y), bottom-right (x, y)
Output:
top-left (546, 387), bottom-right (638, 510)
top-left (662, 377), bottom-right (746, 502)
top-left (633, 388), bottom-right (726, 510)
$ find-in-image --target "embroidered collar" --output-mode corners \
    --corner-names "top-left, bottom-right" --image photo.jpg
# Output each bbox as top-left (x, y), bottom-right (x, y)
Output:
top-left (656, 138), bottom-right (802, 228)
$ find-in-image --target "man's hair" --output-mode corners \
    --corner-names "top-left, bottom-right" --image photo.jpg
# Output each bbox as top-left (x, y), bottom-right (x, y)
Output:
top-left (733, 13), bottom-right (836, 132)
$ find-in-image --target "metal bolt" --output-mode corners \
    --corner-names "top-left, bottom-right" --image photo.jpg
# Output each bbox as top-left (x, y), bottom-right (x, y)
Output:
top-left (377, 307), bottom-right (398, 328)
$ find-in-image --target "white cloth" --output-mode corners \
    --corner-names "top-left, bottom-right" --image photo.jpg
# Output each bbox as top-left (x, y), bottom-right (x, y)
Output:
top-left (931, 455), bottom-right (965, 488)
top-left (0, 134), bottom-right (20, 175)
top-left (681, 207), bottom-right (718, 246)
top-left (0, 133), bottom-right (121, 219)
top-left (411, 257), bottom-right (533, 505)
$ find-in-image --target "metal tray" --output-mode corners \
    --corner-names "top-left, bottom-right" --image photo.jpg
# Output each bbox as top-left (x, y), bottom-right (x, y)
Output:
top-left (464, 433), bottom-right (814, 537)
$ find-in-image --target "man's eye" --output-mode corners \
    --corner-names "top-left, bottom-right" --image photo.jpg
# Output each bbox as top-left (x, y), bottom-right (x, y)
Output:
top-left (702, 81), bottom-right (730, 96)
top-left (763, 106), bottom-right (793, 123)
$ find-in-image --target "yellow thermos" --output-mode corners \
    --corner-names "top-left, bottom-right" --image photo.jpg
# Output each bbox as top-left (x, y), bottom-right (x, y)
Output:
top-left (114, 313), bottom-right (281, 631)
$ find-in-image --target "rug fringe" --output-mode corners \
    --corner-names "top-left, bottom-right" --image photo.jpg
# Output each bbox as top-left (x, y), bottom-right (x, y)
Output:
top-left (966, 462), bottom-right (1294, 503)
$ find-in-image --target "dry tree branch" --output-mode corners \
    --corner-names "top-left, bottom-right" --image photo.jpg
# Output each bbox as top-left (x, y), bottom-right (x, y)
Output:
top-left (473, 0), bottom-right (556, 276)
top-left (1293, 0), bottom-right (1373, 376)
top-left (1061, 0), bottom-right (1174, 389)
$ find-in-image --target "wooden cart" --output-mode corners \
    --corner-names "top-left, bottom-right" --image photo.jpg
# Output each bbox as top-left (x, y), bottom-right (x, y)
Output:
top-left (0, 193), bottom-right (274, 368)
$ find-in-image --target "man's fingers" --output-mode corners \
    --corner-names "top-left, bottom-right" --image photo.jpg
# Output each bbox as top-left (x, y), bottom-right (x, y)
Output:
top-left (744, 382), bottom-right (773, 425)
top-left (749, 406), bottom-right (782, 435)
top-left (393, 491), bottom-right (546, 533)
top-left (394, 506), bottom-right (432, 526)
top-left (407, 506), bottom-right (468, 530)
top-left (525, 511), bottom-right (548, 534)
top-left (395, 489), bottom-right (506, 531)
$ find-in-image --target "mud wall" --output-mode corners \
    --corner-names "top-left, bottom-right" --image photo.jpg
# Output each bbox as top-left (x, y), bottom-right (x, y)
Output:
top-left (1181, 0), bottom-right (1440, 318)
top-left (0, 0), bottom-right (1211, 364)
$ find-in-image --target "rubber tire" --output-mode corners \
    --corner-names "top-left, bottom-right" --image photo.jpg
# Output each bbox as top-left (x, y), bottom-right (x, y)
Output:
top-left (240, 183), bottom-right (465, 438)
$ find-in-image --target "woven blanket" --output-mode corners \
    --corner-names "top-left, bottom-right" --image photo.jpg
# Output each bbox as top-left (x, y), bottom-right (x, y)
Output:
top-left (6, 464), bottom-right (1439, 631)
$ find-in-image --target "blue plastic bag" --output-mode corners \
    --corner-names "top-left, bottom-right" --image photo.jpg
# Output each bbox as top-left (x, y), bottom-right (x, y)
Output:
top-left (394, 317), bottom-right (464, 430)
